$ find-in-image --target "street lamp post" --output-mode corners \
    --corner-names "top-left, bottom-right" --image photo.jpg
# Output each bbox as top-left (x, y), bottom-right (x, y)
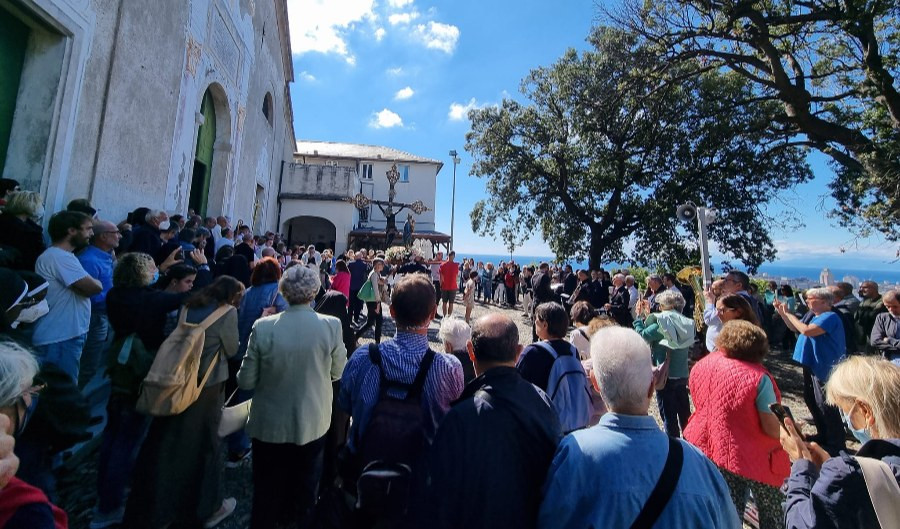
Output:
top-left (449, 150), bottom-right (460, 252)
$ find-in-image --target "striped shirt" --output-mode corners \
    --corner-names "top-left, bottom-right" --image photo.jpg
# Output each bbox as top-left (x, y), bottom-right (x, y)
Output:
top-left (339, 332), bottom-right (464, 452)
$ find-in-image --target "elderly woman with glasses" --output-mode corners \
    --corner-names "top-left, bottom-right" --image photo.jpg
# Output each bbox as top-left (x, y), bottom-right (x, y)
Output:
top-left (0, 339), bottom-right (67, 528)
top-left (774, 286), bottom-right (846, 456)
top-left (237, 265), bottom-right (347, 529)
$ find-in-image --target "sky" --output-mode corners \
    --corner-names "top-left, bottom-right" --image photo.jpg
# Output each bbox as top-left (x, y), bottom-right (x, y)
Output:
top-left (284, 0), bottom-right (899, 271)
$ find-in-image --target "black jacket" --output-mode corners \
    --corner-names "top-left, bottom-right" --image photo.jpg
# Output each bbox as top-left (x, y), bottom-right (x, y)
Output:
top-left (416, 366), bottom-right (561, 529)
top-left (609, 285), bottom-right (632, 326)
top-left (0, 213), bottom-right (45, 271)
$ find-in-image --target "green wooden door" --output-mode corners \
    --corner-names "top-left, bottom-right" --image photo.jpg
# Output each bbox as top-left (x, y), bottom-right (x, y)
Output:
top-left (0, 13), bottom-right (30, 176)
top-left (190, 89), bottom-right (216, 216)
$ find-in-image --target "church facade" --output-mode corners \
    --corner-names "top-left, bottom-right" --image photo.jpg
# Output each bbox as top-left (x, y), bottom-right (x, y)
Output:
top-left (0, 0), bottom-right (295, 232)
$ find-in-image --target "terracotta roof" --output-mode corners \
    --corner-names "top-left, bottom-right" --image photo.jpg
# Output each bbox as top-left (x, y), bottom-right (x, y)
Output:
top-left (295, 140), bottom-right (443, 168)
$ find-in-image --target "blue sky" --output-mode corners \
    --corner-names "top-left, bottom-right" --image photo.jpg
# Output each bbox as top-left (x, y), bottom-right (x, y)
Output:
top-left (285, 0), bottom-right (898, 270)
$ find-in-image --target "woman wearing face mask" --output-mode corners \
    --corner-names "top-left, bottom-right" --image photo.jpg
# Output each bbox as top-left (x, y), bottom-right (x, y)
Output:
top-left (0, 339), bottom-right (68, 528)
top-left (780, 355), bottom-right (900, 529)
top-left (0, 191), bottom-right (46, 272)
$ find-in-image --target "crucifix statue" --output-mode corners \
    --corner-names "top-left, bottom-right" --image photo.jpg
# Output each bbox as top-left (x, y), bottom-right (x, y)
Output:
top-left (349, 163), bottom-right (429, 248)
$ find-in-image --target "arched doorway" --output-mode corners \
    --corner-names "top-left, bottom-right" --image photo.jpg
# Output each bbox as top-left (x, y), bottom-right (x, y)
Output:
top-left (189, 88), bottom-right (216, 217)
top-left (285, 216), bottom-right (336, 252)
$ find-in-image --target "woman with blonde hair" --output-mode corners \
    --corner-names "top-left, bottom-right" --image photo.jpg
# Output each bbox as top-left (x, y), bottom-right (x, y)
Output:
top-left (781, 355), bottom-right (900, 528)
top-left (685, 320), bottom-right (788, 528)
top-left (0, 190), bottom-right (46, 271)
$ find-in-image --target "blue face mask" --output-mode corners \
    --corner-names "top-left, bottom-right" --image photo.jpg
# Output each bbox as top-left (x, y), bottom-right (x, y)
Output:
top-left (15, 394), bottom-right (39, 438)
top-left (151, 270), bottom-right (160, 284)
top-left (843, 403), bottom-right (872, 444)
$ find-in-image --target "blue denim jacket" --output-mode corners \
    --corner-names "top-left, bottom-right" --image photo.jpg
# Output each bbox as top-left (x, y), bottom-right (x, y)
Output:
top-left (538, 413), bottom-right (740, 529)
top-left (237, 282), bottom-right (287, 360)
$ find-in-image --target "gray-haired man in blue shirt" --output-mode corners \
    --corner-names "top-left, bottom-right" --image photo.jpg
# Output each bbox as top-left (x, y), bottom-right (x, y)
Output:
top-left (538, 326), bottom-right (740, 529)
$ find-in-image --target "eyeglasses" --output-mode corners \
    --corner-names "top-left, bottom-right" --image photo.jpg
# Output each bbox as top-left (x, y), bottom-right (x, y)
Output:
top-left (15, 296), bottom-right (43, 309)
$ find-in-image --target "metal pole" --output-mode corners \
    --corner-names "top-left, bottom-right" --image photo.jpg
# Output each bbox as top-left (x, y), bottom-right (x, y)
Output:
top-left (697, 207), bottom-right (712, 288)
top-left (449, 152), bottom-right (459, 252)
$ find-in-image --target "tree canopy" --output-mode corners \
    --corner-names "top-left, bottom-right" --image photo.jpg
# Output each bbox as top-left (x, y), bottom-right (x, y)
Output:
top-left (466, 27), bottom-right (811, 272)
top-left (609, 0), bottom-right (900, 242)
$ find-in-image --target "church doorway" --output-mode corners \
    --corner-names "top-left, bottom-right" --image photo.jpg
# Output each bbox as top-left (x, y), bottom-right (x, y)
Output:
top-left (0, 12), bottom-right (30, 176)
top-left (189, 88), bottom-right (216, 217)
top-left (284, 216), bottom-right (336, 252)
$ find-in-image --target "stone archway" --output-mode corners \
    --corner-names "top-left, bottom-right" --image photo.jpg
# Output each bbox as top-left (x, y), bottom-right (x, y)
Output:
top-left (284, 215), bottom-right (336, 252)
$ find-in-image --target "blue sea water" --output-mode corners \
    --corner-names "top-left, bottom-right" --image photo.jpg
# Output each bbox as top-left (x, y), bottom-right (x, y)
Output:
top-left (460, 253), bottom-right (900, 285)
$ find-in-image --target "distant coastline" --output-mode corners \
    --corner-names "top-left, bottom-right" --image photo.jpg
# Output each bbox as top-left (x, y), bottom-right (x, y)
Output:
top-left (460, 253), bottom-right (900, 287)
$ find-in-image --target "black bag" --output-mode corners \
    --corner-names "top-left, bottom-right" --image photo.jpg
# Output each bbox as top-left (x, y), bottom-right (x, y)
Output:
top-left (355, 343), bottom-right (436, 520)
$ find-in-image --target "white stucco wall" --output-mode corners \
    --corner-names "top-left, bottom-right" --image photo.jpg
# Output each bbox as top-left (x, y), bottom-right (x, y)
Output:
top-left (3, 0), bottom-right (294, 229)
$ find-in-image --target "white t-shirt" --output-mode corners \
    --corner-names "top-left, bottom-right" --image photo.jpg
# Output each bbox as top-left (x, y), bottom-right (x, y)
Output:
top-left (32, 247), bottom-right (92, 345)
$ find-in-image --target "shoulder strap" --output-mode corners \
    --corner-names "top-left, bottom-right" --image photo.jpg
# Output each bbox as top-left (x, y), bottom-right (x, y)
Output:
top-left (533, 340), bottom-right (560, 360)
top-left (407, 350), bottom-right (436, 401)
top-left (629, 437), bottom-right (684, 529)
top-left (578, 328), bottom-right (589, 340)
top-left (196, 305), bottom-right (232, 330)
top-left (855, 456), bottom-right (900, 529)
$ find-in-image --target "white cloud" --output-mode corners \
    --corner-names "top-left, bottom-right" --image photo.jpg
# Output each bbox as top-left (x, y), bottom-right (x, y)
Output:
top-left (374, 27), bottom-right (386, 41)
top-left (388, 0), bottom-right (414, 7)
top-left (286, 0), bottom-right (376, 64)
top-left (370, 108), bottom-right (404, 128)
top-left (386, 67), bottom-right (404, 76)
top-left (413, 21), bottom-right (460, 53)
top-left (448, 98), bottom-right (480, 121)
top-left (394, 86), bottom-right (415, 100)
top-left (389, 11), bottom-right (419, 25)
top-left (299, 71), bottom-right (317, 82)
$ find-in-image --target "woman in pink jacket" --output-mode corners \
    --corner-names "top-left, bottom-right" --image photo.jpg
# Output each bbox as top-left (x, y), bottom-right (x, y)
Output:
top-left (330, 259), bottom-right (351, 306)
top-left (684, 320), bottom-right (789, 529)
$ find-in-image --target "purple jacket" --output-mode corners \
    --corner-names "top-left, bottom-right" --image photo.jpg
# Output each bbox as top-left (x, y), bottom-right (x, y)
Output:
top-left (785, 438), bottom-right (900, 529)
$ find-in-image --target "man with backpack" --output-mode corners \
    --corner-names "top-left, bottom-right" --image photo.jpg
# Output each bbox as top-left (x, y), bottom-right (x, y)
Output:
top-left (516, 302), bottom-right (593, 433)
top-left (415, 313), bottom-right (561, 529)
top-left (337, 274), bottom-right (464, 523)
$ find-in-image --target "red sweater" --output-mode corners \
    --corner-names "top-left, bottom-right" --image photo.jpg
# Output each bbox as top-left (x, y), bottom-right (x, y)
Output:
top-left (0, 477), bottom-right (67, 528)
top-left (684, 351), bottom-right (790, 487)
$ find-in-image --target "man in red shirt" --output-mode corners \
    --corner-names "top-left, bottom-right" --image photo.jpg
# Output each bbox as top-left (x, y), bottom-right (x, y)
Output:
top-left (439, 251), bottom-right (460, 318)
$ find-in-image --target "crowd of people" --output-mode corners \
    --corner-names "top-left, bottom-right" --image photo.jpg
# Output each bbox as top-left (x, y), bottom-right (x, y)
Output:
top-left (0, 181), bottom-right (898, 529)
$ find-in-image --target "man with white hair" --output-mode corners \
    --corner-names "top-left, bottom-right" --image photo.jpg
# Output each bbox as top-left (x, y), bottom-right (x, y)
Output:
top-left (625, 275), bottom-right (639, 319)
top-left (870, 289), bottom-right (900, 364)
top-left (537, 327), bottom-right (740, 528)
top-left (604, 273), bottom-right (632, 327)
top-left (439, 317), bottom-right (475, 383)
top-left (129, 209), bottom-right (169, 260)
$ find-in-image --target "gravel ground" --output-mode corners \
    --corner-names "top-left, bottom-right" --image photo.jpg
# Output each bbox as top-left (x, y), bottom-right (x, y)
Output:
top-left (57, 294), bottom-right (814, 529)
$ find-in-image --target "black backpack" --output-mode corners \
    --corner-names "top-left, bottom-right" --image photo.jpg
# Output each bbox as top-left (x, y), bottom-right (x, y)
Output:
top-left (355, 344), bottom-right (436, 520)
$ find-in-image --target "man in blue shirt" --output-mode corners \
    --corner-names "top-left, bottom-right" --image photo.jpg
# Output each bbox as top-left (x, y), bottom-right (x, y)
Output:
top-left (775, 286), bottom-right (846, 455)
top-left (77, 219), bottom-right (121, 389)
top-left (537, 326), bottom-right (739, 529)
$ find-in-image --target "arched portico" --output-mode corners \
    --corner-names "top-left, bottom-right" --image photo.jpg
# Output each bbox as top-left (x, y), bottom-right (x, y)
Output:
top-left (284, 215), bottom-right (337, 252)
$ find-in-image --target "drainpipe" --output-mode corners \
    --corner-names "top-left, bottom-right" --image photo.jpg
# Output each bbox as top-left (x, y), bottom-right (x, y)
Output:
top-left (276, 159), bottom-right (286, 232)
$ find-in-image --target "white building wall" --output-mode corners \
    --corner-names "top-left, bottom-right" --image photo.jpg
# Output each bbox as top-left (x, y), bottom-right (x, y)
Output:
top-left (280, 199), bottom-right (355, 256)
top-left (2, 0), bottom-right (294, 228)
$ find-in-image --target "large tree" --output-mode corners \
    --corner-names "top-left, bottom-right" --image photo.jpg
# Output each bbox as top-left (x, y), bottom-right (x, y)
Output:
top-left (610, 0), bottom-right (900, 242)
top-left (466, 27), bottom-right (811, 271)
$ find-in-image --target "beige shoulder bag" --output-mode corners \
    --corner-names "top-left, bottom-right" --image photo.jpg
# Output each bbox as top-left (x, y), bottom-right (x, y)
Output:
top-left (855, 456), bottom-right (900, 529)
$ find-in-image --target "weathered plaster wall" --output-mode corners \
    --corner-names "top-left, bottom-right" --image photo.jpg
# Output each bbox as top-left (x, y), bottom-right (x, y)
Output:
top-left (280, 199), bottom-right (354, 256)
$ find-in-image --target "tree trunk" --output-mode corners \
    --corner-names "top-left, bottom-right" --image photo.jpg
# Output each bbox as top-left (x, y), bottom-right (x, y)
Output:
top-left (588, 228), bottom-right (605, 270)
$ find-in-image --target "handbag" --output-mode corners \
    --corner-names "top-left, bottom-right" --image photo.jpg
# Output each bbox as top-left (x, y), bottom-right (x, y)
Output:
top-left (357, 279), bottom-right (377, 302)
top-left (218, 388), bottom-right (251, 437)
top-left (855, 456), bottom-right (900, 529)
top-left (652, 351), bottom-right (671, 391)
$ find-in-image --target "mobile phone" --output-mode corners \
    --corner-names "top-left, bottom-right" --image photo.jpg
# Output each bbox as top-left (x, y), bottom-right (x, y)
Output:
top-left (177, 249), bottom-right (186, 262)
top-left (769, 403), bottom-right (802, 438)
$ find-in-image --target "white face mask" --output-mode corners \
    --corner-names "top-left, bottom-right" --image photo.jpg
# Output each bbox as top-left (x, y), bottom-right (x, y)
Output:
top-left (158, 220), bottom-right (170, 231)
top-left (12, 299), bottom-right (50, 328)
top-left (32, 205), bottom-right (45, 220)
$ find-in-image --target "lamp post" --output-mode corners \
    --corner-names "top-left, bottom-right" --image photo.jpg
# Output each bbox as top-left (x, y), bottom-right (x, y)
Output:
top-left (449, 150), bottom-right (460, 252)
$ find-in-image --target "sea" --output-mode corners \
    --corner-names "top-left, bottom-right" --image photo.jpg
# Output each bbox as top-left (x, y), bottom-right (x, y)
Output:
top-left (460, 253), bottom-right (900, 286)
